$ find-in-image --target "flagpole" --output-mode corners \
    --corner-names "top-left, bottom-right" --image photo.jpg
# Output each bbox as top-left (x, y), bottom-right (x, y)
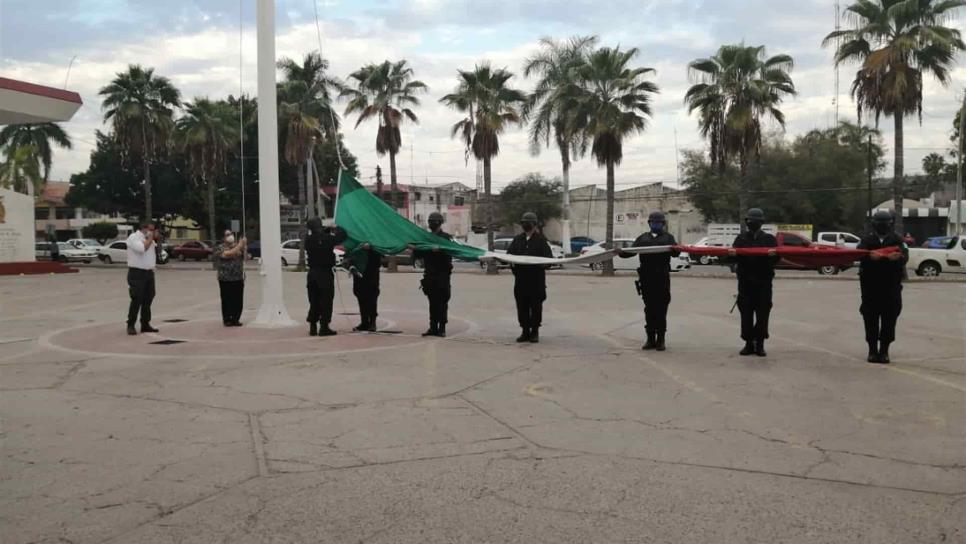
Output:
top-left (252, 0), bottom-right (295, 327)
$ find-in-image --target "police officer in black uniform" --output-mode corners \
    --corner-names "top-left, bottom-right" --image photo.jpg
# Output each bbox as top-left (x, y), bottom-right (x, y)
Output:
top-left (412, 211), bottom-right (453, 337)
top-left (858, 210), bottom-right (908, 364)
top-left (304, 218), bottom-right (347, 337)
top-left (507, 211), bottom-right (553, 343)
top-left (730, 208), bottom-right (779, 357)
top-left (626, 211), bottom-right (679, 351)
top-left (348, 243), bottom-right (381, 332)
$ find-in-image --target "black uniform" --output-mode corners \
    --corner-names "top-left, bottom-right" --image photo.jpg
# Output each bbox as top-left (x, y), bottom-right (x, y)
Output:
top-left (506, 232), bottom-right (553, 332)
top-left (857, 232), bottom-right (907, 347)
top-left (732, 230), bottom-right (779, 342)
top-left (304, 227), bottom-right (347, 326)
top-left (631, 231), bottom-right (678, 335)
top-left (350, 247), bottom-right (381, 330)
top-left (414, 230), bottom-right (453, 329)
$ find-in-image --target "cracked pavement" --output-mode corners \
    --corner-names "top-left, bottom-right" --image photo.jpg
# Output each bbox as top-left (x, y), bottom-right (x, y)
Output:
top-left (0, 268), bottom-right (963, 543)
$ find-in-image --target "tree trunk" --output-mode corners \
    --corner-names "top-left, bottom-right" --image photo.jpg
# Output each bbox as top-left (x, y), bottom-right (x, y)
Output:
top-left (144, 158), bottom-right (153, 224)
top-left (297, 165), bottom-right (306, 271)
top-left (207, 176), bottom-right (217, 270)
top-left (387, 150), bottom-right (399, 272)
top-left (893, 114), bottom-right (904, 234)
top-left (559, 145), bottom-right (572, 255)
top-left (484, 155), bottom-right (498, 275)
top-left (738, 154), bottom-right (749, 234)
top-left (602, 160), bottom-right (615, 277)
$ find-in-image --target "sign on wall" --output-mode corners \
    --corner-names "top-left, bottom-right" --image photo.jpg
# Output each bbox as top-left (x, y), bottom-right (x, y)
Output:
top-left (0, 187), bottom-right (35, 263)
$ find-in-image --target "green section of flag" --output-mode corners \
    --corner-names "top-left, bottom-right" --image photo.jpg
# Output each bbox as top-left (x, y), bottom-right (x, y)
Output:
top-left (335, 171), bottom-right (485, 264)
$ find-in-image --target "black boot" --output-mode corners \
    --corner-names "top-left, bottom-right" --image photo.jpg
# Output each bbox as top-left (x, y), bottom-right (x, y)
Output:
top-left (739, 341), bottom-right (755, 356)
top-left (516, 328), bottom-right (530, 343)
top-left (309, 322), bottom-right (318, 336)
top-left (642, 331), bottom-right (657, 350)
top-left (422, 321), bottom-right (437, 337)
top-left (318, 323), bottom-right (337, 336)
top-left (866, 341), bottom-right (880, 363)
top-left (755, 339), bottom-right (767, 357)
top-left (352, 322), bottom-right (367, 332)
top-left (878, 341), bottom-right (891, 364)
top-left (528, 327), bottom-right (539, 343)
top-left (436, 323), bottom-right (447, 338)
top-left (655, 332), bottom-right (666, 352)
top-left (365, 318), bottom-right (377, 332)
top-left (141, 323), bottom-right (159, 333)
top-left (127, 324), bottom-right (137, 336)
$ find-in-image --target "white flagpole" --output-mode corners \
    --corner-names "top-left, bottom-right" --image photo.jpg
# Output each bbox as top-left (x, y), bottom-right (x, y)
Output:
top-left (252, 0), bottom-right (295, 327)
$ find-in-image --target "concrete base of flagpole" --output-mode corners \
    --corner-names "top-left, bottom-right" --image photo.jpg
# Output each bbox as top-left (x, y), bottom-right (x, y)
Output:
top-left (250, 266), bottom-right (297, 328)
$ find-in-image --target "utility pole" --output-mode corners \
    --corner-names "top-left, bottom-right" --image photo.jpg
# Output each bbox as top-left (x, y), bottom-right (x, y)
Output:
top-left (956, 94), bottom-right (965, 236)
top-left (252, 0), bottom-right (295, 327)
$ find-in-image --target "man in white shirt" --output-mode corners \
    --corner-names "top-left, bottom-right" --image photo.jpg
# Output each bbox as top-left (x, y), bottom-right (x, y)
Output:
top-left (126, 223), bottom-right (160, 335)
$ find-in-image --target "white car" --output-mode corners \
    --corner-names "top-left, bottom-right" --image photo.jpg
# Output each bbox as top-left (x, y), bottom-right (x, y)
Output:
top-left (909, 235), bottom-right (966, 277)
top-left (35, 242), bottom-right (97, 264)
top-left (66, 238), bottom-right (104, 254)
top-left (98, 240), bottom-right (169, 265)
top-left (691, 235), bottom-right (732, 265)
top-left (581, 239), bottom-right (690, 272)
top-left (280, 239), bottom-right (344, 267)
top-left (815, 231), bottom-right (861, 249)
top-left (482, 237), bottom-right (565, 268)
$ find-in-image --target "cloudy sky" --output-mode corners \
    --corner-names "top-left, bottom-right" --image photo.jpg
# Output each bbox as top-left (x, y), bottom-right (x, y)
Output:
top-left (1, 0), bottom-right (963, 191)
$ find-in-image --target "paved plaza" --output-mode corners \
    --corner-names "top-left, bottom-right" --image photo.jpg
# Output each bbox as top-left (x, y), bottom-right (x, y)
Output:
top-left (1, 267), bottom-right (964, 543)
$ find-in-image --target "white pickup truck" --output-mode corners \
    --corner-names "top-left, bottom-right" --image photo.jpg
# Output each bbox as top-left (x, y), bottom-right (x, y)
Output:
top-left (908, 235), bottom-right (966, 277)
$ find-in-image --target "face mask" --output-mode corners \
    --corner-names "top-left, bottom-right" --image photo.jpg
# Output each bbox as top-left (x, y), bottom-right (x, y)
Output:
top-left (648, 222), bottom-right (664, 233)
top-left (873, 223), bottom-right (891, 236)
top-left (521, 222), bottom-right (535, 232)
top-left (428, 221), bottom-right (442, 231)
top-left (746, 220), bottom-right (763, 232)
top-left (225, 235), bottom-right (236, 244)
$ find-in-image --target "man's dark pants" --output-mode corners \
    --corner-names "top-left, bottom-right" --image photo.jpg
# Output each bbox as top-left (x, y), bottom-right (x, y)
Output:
top-left (127, 268), bottom-right (155, 327)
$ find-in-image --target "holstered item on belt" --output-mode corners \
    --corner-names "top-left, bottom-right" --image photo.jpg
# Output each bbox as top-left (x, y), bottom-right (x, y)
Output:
top-left (420, 277), bottom-right (432, 295)
top-left (634, 280), bottom-right (643, 297)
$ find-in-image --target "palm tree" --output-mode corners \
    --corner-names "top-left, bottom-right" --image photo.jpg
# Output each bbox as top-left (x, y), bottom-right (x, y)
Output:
top-left (0, 123), bottom-right (72, 182)
top-left (440, 63), bottom-right (527, 273)
top-left (823, 0), bottom-right (965, 232)
top-left (561, 47), bottom-right (659, 276)
top-left (0, 144), bottom-right (42, 196)
top-left (99, 64), bottom-right (182, 222)
top-left (523, 35), bottom-right (597, 256)
top-left (176, 98), bottom-right (239, 244)
top-left (341, 60), bottom-right (428, 212)
top-left (277, 52), bottom-right (341, 269)
top-left (684, 44), bottom-right (796, 225)
top-left (278, 52), bottom-right (341, 218)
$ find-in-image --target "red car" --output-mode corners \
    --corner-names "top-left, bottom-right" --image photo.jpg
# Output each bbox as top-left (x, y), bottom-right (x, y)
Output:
top-left (171, 240), bottom-right (213, 261)
top-left (726, 232), bottom-right (852, 276)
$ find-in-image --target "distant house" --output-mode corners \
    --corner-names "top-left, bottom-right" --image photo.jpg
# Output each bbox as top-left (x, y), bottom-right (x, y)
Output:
top-left (34, 182), bottom-right (130, 241)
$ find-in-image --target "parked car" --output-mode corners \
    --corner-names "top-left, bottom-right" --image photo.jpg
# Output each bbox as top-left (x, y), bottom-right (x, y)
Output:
top-left (581, 239), bottom-right (691, 272)
top-left (691, 235), bottom-right (732, 265)
top-left (569, 236), bottom-right (597, 254)
top-left (280, 239), bottom-right (344, 267)
top-left (171, 240), bottom-right (212, 261)
top-left (35, 242), bottom-right (97, 263)
top-left (97, 240), bottom-right (169, 265)
top-left (814, 231), bottom-right (861, 249)
top-left (909, 235), bottom-right (966, 277)
top-left (921, 236), bottom-right (955, 249)
top-left (66, 238), bottom-right (104, 253)
top-left (381, 247), bottom-right (423, 269)
top-left (722, 232), bottom-right (850, 276)
top-left (481, 237), bottom-right (565, 269)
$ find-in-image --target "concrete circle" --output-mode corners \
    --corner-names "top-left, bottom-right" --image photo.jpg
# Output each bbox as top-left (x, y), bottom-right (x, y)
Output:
top-left (44, 311), bottom-right (473, 359)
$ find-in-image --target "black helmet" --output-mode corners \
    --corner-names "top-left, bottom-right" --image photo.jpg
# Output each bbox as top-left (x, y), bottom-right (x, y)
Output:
top-left (647, 211), bottom-right (666, 223)
top-left (306, 217), bottom-right (323, 233)
top-left (520, 211), bottom-right (538, 224)
top-left (428, 211), bottom-right (444, 223)
top-left (745, 208), bottom-right (765, 221)
top-left (872, 210), bottom-right (894, 224)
